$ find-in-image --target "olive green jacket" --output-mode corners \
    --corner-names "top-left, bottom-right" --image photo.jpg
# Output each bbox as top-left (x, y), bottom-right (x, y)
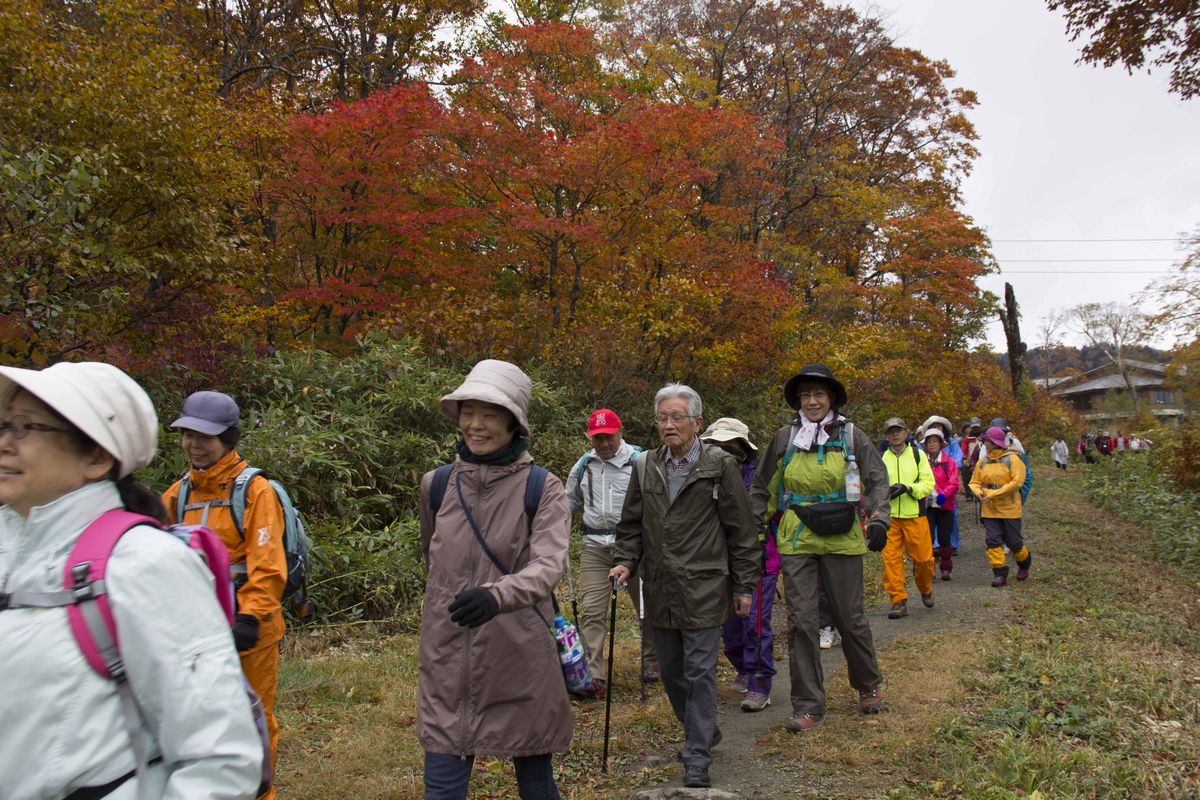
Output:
top-left (613, 441), bottom-right (761, 629)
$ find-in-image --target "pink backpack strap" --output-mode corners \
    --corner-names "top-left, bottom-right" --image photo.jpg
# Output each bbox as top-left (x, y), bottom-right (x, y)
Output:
top-left (170, 524), bottom-right (236, 625)
top-left (65, 509), bottom-right (159, 680)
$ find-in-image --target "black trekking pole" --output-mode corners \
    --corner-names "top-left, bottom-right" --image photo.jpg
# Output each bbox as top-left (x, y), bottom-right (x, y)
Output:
top-left (602, 576), bottom-right (619, 773)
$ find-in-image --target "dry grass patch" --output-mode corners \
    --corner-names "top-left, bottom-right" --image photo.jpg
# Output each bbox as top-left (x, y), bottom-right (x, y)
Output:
top-left (753, 632), bottom-right (979, 797)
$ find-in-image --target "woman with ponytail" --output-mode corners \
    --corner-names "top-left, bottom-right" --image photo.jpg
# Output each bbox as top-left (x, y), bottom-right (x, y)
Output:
top-left (0, 362), bottom-right (262, 798)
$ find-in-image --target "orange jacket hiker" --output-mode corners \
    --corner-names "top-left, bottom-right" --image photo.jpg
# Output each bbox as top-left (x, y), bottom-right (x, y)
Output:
top-left (163, 390), bottom-right (287, 800)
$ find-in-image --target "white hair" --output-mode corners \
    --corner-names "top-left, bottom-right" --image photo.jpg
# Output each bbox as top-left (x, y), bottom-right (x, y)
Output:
top-left (654, 382), bottom-right (702, 417)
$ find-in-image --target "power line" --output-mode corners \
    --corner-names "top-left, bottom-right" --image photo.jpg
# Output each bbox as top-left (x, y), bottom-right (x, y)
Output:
top-left (998, 258), bottom-right (1179, 263)
top-left (992, 237), bottom-right (1181, 243)
top-left (997, 270), bottom-right (1173, 274)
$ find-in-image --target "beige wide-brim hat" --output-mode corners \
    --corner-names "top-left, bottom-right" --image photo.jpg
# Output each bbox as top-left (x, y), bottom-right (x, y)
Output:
top-left (440, 359), bottom-right (532, 436)
top-left (700, 417), bottom-right (758, 455)
top-left (0, 362), bottom-right (158, 479)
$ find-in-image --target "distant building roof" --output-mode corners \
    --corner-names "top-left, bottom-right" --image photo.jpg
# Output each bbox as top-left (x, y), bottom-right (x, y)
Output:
top-left (1053, 372), bottom-right (1163, 396)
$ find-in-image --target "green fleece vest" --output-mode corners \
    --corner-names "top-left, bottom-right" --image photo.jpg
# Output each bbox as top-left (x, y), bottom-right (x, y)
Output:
top-left (767, 436), bottom-right (866, 557)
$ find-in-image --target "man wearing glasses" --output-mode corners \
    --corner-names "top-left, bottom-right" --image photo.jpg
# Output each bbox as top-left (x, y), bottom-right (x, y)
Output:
top-left (609, 383), bottom-right (760, 789)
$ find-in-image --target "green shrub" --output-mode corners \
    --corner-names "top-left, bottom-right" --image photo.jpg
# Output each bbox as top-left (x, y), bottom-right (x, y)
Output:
top-left (1081, 452), bottom-right (1200, 574)
top-left (139, 336), bottom-right (594, 622)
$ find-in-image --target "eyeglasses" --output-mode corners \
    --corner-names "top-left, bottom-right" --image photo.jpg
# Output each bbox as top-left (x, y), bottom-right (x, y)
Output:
top-left (654, 413), bottom-right (694, 424)
top-left (0, 415), bottom-right (72, 440)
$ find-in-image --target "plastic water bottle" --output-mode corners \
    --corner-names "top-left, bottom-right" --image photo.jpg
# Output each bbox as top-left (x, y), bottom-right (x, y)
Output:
top-left (844, 454), bottom-right (861, 502)
top-left (553, 615), bottom-right (591, 694)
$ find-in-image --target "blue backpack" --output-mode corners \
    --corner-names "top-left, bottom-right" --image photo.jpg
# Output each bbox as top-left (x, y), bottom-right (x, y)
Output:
top-left (176, 466), bottom-right (313, 617)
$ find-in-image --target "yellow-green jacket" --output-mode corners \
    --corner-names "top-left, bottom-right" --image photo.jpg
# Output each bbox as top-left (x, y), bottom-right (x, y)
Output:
top-left (750, 417), bottom-right (890, 556)
top-left (881, 442), bottom-right (935, 519)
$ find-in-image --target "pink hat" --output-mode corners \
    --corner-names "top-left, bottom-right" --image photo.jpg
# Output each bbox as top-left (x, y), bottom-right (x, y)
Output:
top-left (587, 408), bottom-right (622, 436)
top-left (982, 426), bottom-right (1008, 448)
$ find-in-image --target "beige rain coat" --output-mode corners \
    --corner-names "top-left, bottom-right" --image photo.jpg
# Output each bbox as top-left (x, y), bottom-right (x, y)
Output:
top-left (417, 453), bottom-right (573, 757)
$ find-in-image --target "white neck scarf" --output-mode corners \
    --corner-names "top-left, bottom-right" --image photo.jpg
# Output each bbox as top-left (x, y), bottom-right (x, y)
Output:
top-left (793, 411), bottom-right (835, 451)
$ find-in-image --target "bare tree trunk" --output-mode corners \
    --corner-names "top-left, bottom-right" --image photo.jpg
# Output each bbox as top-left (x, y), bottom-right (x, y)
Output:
top-left (999, 282), bottom-right (1028, 397)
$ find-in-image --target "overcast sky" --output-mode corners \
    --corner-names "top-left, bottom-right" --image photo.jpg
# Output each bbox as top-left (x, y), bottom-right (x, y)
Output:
top-left (855, 0), bottom-right (1200, 353)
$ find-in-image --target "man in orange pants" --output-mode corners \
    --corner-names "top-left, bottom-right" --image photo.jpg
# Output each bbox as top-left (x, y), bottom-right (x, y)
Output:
top-left (163, 392), bottom-right (286, 799)
top-left (879, 417), bottom-right (935, 620)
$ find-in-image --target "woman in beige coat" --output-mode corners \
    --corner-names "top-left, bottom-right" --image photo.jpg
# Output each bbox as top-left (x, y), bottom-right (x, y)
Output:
top-left (417, 360), bottom-right (573, 800)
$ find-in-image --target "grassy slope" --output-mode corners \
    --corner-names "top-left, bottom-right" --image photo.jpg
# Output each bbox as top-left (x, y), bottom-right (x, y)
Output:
top-left (274, 470), bottom-right (1199, 798)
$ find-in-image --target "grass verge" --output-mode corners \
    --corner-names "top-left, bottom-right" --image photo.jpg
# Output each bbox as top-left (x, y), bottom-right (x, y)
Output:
top-left (880, 471), bottom-right (1200, 799)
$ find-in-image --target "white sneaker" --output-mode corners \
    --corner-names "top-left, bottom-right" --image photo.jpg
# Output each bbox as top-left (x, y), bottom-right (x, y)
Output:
top-left (819, 626), bottom-right (840, 649)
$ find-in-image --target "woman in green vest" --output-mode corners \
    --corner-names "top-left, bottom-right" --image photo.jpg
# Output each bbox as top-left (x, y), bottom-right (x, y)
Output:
top-left (750, 365), bottom-right (892, 732)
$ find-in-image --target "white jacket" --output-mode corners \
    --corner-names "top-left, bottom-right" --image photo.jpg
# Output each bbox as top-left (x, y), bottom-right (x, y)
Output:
top-left (565, 441), bottom-right (639, 546)
top-left (0, 481), bottom-right (262, 799)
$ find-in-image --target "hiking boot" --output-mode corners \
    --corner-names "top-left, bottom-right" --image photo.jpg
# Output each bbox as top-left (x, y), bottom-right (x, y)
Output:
top-left (683, 767), bottom-right (711, 788)
top-left (941, 569), bottom-right (952, 581)
top-left (785, 713), bottom-right (823, 732)
top-left (819, 626), bottom-right (840, 649)
top-left (741, 691), bottom-right (771, 712)
top-left (888, 599), bottom-right (908, 619)
top-left (921, 592), bottom-right (934, 608)
top-left (641, 668), bottom-right (660, 684)
top-left (1016, 553), bottom-right (1032, 581)
top-left (991, 566), bottom-right (1009, 587)
top-left (729, 674), bottom-right (748, 693)
top-left (858, 688), bottom-right (885, 714)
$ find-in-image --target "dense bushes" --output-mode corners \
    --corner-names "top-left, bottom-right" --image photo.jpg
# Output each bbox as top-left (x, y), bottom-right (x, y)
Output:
top-left (138, 337), bottom-right (590, 624)
top-left (1081, 451), bottom-right (1200, 574)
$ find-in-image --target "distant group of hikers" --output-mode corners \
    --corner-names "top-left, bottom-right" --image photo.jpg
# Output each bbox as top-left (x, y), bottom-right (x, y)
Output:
top-left (1068, 430), bottom-right (1153, 465)
top-left (0, 357), bottom-right (1039, 798)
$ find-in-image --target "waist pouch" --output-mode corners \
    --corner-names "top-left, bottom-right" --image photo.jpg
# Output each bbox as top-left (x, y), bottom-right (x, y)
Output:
top-left (791, 501), bottom-right (857, 536)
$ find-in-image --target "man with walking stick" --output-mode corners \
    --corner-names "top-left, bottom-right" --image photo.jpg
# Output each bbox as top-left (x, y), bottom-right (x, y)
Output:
top-left (609, 384), bottom-right (760, 789)
top-left (565, 409), bottom-right (659, 698)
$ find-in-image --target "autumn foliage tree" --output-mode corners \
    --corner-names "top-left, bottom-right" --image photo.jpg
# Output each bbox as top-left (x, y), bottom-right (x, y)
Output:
top-left (1, 0), bottom-right (258, 373)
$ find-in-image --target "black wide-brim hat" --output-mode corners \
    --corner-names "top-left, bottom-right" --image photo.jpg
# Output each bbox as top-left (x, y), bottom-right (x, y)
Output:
top-left (783, 364), bottom-right (849, 409)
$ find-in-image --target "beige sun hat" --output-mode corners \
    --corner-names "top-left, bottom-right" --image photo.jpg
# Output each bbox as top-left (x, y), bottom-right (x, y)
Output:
top-left (0, 362), bottom-right (158, 479)
top-left (700, 417), bottom-right (758, 455)
top-left (440, 359), bottom-right (532, 435)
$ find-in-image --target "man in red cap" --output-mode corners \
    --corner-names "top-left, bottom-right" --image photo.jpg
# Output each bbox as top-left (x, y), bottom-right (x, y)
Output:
top-left (565, 409), bottom-right (657, 694)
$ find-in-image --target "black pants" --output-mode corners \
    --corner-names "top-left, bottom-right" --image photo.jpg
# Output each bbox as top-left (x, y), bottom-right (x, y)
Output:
top-left (424, 752), bottom-right (559, 799)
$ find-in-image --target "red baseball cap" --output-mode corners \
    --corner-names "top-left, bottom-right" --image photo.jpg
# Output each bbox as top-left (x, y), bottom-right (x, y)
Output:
top-left (587, 408), bottom-right (622, 436)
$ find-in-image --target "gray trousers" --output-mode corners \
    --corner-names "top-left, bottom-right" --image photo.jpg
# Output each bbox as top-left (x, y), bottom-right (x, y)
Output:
top-left (780, 553), bottom-right (882, 718)
top-left (650, 625), bottom-right (721, 771)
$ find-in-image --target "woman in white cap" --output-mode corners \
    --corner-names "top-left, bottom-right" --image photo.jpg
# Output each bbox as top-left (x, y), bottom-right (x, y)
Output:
top-left (0, 362), bottom-right (263, 799)
top-left (701, 418), bottom-right (779, 713)
top-left (416, 359), bottom-right (572, 799)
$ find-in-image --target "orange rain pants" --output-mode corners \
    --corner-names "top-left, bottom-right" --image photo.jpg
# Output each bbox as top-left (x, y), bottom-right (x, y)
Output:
top-left (242, 642), bottom-right (280, 800)
top-left (882, 517), bottom-right (935, 603)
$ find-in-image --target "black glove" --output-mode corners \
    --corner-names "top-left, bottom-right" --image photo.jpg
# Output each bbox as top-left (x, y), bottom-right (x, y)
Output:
top-left (449, 587), bottom-right (500, 628)
top-left (865, 519), bottom-right (889, 552)
top-left (887, 483), bottom-right (908, 500)
top-left (232, 614), bottom-right (260, 652)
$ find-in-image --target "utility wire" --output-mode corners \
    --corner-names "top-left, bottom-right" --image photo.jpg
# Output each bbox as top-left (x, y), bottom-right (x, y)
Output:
top-left (992, 237), bottom-right (1181, 243)
top-left (998, 258), bottom-right (1179, 263)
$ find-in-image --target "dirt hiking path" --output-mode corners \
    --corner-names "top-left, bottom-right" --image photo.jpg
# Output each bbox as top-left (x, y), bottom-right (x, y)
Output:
top-left (691, 495), bottom-right (1023, 798)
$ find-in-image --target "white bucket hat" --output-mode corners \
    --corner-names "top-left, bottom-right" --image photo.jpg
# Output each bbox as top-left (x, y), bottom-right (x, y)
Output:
top-left (700, 417), bottom-right (758, 455)
top-left (440, 359), bottom-right (532, 436)
top-left (0, 362), bottom-right (158, 479)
